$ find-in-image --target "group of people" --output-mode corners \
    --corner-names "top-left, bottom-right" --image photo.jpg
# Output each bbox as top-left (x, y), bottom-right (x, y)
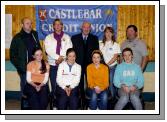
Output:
top-left (10, 17), bottom-right (148, 110)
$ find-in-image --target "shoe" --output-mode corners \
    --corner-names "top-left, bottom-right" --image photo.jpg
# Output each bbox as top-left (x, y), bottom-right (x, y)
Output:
top-left (53, 106), bottom-right (57, 110)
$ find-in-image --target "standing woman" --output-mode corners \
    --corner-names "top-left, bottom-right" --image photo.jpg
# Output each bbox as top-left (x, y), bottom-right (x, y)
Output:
top-left (100, 26), bottom-right (121, 98)
top-left (24, 48), bottom-right (50, 110)
top-left (56, 48), bottom-right (81, 110)
top-left (44, 19), bottom-right (72, 108)
top-left (86, 50), bottom-right (109, 110)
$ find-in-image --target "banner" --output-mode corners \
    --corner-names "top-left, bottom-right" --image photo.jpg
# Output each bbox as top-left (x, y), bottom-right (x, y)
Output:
top-left (36, 5), bottom-right (118, 40)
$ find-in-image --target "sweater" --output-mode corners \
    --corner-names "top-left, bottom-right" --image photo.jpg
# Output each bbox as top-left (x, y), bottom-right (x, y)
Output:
top-left (86, 63), bottom-right (109, 91)
top-left (113, 62), bottom-right (144, 89)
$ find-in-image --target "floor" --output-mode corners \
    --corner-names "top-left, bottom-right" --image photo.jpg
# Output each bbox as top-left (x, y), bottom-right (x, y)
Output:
top-left (5, 99), bottom-right (155, 110)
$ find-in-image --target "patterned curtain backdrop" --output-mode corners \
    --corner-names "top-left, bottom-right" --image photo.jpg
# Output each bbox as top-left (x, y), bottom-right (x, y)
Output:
top-left (5, 5), bottom-right (155, 61)
top-left (117, 5), bottom-right (155, 61)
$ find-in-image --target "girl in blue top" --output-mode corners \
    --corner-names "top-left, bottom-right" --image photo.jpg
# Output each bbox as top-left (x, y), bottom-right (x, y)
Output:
top-left (113, 48), bottom-right (144, 110)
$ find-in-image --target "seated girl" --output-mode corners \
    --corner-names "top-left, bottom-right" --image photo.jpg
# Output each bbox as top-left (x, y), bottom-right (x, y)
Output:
top-left (113, 47), bottom-right (144, 110)
top-left (24, 48), bottom-right (50, 110)
top-left (56, 48), bottom-right (81, 110)
top-left (86, 50), bottom-right (109, 110)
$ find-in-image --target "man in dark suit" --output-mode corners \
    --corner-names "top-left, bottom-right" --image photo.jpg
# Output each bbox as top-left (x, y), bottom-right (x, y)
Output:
top-left (71, 21), bottom-right (99, 109)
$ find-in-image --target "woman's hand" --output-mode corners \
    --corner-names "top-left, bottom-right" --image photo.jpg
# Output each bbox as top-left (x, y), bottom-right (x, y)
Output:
top-left (36, 83), bottom-right (44, 92)
top-left (130, 85), bottom-right (137, 93)
top-left (121, 84), bottom-right (130, 93)
top-left (55, 56), bottom-right (64, 65)
top-left (35, 86), bottom-right (41, 92)
top-left (64, 87), bottom-right (72, 96)
top-left (94, 86), bottom-right (101, 94)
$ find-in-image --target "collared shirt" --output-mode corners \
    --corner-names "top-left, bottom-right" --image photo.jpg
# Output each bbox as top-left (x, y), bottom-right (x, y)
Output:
top-left (100, 41), bottom-right (121, 67)
top-left (82, 34), bottom-right (88, 44)
top-left (121, 38), bottom-right (148, 66)
top-left (82, 34), bottom-right (88, 40)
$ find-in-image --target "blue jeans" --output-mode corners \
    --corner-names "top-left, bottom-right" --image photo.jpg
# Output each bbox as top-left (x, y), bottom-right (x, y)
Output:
top-left (19, 73), bottom-right (27, 97)
top-left (49, 65), bottom-right (58, 107)
top-left (49, 65), bottom-right (58, 93)
top-left (87, 89), bottom-right (108, 110)
top-left (114, 88), bottom-right (143, 110)
top-left (109, 65), bottom-right (117, 98)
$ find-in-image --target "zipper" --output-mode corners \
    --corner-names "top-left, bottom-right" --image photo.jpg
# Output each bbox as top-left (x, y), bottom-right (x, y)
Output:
top-left (32, 33), bottom-right (38, 47)
top-left (27, 51), bottom-right (28, 63)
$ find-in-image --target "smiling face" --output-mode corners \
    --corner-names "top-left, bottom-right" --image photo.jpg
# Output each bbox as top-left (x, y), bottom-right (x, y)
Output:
top-left (67, 51), bottom-right (76, 64)
top-left (92, 53), bottom-right (101, 65)
top-left (82, 22), bottom-right (91, 36)
top-left (53, 20), bottom-right (63, 33)
top-left (126, 27), bottom-right (137, 40)
top-left (123, 50), bottom-right (133, 63)
top-left (105, 29), bottom-right (113, 41)
top-left (33, 50), bottom-right (43, 62)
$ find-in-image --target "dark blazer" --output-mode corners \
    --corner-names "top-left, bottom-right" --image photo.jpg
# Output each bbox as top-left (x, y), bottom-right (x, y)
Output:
top-left (71, 33), bottom-right (99, 68)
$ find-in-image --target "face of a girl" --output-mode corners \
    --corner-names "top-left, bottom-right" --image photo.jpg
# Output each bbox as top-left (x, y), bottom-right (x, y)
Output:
top-left (123, 51), bottom-right (133, 63)
top-left (67, 52), bottom-right (76, 64)
top-left (92, 53), bottom-right (101, 65)
top-left (34, 50), bottom-right (43, 62)
top-left (105, 29), bottom-right (112, 40)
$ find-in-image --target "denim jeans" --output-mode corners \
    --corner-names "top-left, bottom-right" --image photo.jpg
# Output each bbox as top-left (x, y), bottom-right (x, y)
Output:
top-left (49, 65), bottom-right (58, 93)
top-left (114, 88), bottom-right (142, 110)
top-left (49, 65), bottom-right (58, 107)
top-left (109, 65), bottom-right (117, 98)
top-left (87, 88), bottom-right (108, 110)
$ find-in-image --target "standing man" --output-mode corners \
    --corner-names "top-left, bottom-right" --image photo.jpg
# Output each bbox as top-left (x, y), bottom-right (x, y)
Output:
top-left (44, 19), bottom-right (72, 108)
top-left (71, 21), bottom-right (99, 109)
top-left (10, 17), bottom-right (41, 98)
top-left (121, 25), bottom-right (148, 71)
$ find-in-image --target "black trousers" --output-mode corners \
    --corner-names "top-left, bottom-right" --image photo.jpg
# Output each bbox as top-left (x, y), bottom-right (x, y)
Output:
top-left (56, 86), bottom-right (79, 110)
top-left (24, 83), bottom-right (49, 110)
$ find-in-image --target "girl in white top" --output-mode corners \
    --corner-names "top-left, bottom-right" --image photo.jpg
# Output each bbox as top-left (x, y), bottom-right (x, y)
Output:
top-left (56, 48), bottom-right (81, 110)
top-left (100, 26), bottom-right (121, 98)
top-left (44, 19), bottom-right (72, 108)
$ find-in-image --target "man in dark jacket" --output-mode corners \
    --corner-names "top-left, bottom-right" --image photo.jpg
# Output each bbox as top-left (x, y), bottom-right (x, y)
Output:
top-left (71, 21), bottom-right (99, 109)
top-left (10, 17), bottom-right (41, 98)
